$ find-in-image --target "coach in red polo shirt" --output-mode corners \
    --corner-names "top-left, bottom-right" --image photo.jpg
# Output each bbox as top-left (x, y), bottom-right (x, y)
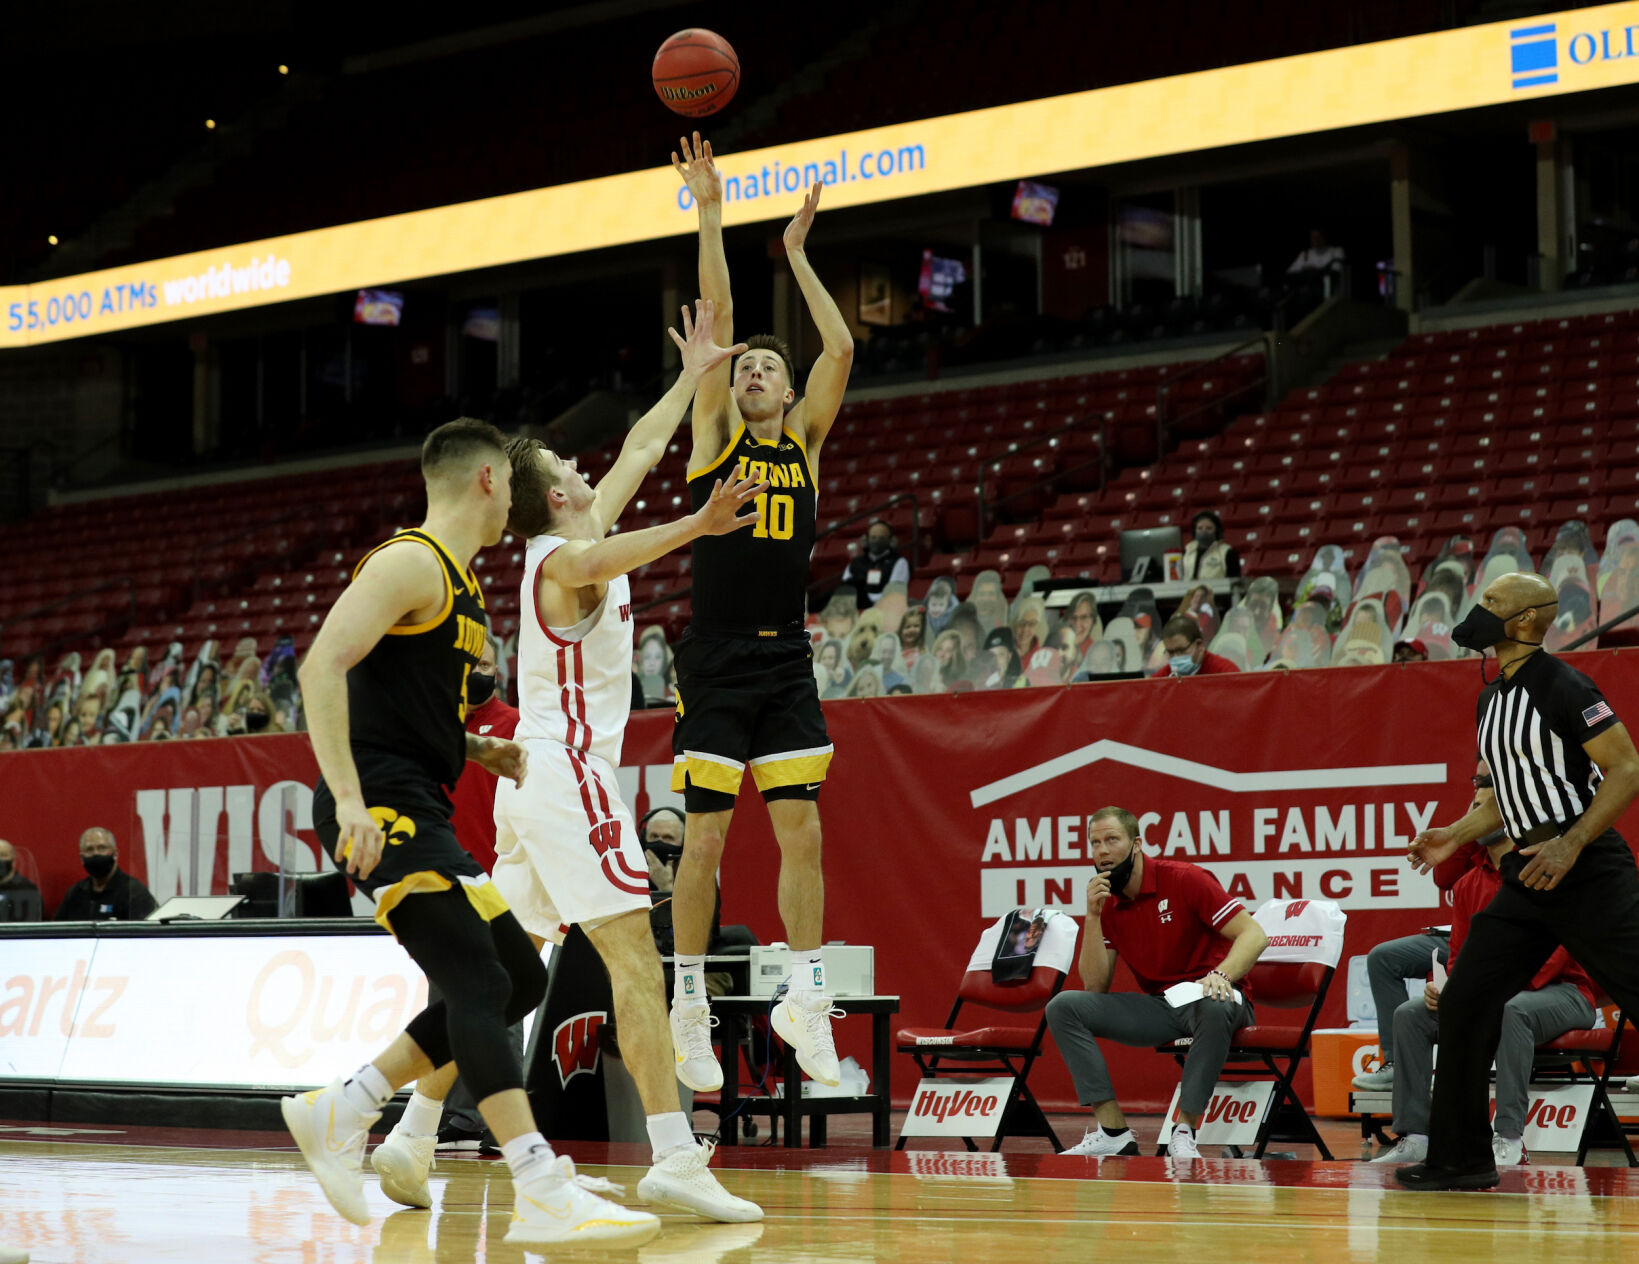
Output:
top-left (1047, 805), bottom-right (1268, 1161)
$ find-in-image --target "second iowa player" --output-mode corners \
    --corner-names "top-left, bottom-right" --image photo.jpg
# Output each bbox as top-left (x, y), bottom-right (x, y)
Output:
top-left (667, 134), bottom-right (855, 1089)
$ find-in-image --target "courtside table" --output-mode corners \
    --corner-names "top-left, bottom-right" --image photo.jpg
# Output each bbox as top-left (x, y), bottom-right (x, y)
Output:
top-left (708, 994), bottom-right (900, 1148)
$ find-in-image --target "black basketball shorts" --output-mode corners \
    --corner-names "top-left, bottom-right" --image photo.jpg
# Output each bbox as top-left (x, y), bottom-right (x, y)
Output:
top-left (670, 631), bottom-right (833, 813)
top-left (313, 748), bottom-right (507, 936)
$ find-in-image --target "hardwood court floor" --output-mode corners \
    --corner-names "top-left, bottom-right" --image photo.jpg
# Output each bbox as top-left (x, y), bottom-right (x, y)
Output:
top-left (3, 1123), bottom-right (1637, 1264)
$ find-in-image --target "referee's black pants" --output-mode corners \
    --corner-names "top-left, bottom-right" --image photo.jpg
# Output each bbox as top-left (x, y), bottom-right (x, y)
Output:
top-left (1426, 831), bottom-right (1639, 1170)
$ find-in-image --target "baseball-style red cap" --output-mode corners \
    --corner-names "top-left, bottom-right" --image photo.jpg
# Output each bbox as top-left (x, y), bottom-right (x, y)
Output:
top-left (1394, 638), bottom-right (1428, 658)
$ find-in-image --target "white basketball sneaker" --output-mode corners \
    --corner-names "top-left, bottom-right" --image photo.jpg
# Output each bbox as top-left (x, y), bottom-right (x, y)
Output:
top-left (772, 993), bottom-right (843, 1087)
top-left (281, 1079), bottom-right (377, 1225)
top-left (1061, 1126), bottom-right (1141, 1157)
top-left (638, 1140), bottom-right (764, 1222)
top-left (505, 1156), bottom-right (662, 1247)
top-left (671, 1001), bottom-right (724, 1092)
top-left (371, 1123), bottom-right (437, 1209)
top-left (1166, 1125), bottom-right (1201, 1162)
top-left (1492, 1134), bottom-right (1529, 1167)
top-left (1370, 1134), bottom-right (1429, 1164)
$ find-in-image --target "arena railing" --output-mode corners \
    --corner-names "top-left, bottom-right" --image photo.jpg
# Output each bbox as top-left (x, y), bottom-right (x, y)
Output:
top-left (1562, 603), bottom-right (1639, 652)
top-left (973, 413), bottom-right (1109, 542)
top-left (1153, 328), bottom-right (1278, 465)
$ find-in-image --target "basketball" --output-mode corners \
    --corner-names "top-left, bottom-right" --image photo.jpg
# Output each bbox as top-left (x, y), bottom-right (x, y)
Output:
top-left (652, 29), bottom-right (739, 117)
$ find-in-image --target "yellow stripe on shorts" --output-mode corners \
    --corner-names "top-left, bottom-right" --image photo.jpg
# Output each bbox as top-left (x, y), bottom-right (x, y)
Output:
top-left (373, 870), bottom-right (510, 936)
top-left (748, 745), bottom-right (834, 791)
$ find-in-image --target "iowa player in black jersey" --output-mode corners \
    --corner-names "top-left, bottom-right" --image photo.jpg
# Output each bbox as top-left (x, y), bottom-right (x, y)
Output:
top-left (666, 135), bottom-right (855, 1091)
top-left (283, 419), bottom-right (659, 1246)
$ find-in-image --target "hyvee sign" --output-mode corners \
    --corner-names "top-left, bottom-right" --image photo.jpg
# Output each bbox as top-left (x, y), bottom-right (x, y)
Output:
top-left (972, 738), bottom-right (1446, 916)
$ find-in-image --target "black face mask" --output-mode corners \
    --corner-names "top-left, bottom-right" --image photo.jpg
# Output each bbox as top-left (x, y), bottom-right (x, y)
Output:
top-left (244, 710), bottom-right (270, 732)
top-left (467, 672), bottom-right (496, 706)
top-left (83, 854), bottom-right (115, 880)
top-left (0, 861), bottom-right (12, 882)
top-left (1451, 603), bottom-right (1550, 681)
top-left (1103, 843), bottom-right (1139, 897)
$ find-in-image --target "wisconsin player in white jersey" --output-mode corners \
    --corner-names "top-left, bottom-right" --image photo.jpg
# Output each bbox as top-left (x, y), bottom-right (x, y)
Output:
top-left (365, 303), bottom-right (765, 1231)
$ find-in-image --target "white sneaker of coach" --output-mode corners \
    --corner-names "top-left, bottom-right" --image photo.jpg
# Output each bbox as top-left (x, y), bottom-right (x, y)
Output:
top-left (1492, 1134), bottom-right (1529, 1166)
top-left (638, 1140), bottom-right (764, 1222)
top-left (1055, 1134), bottom-right (1134, 1160)
top-left (1351, 1065), bottom-right (1395, 1091)
top-left (281, 1079), bottom-right (377, 1226)
top-left (1166, 1125), bottom-right (1202, 1162)
top-left (505, 1156), bottom-right (662, 1247)
top-left (773, 993), bottom-right (843, 1087)
top-left (1369, 1134), bottom-right (1428, 1164)
top-left (671, 1001), bottom-right (724, 1092)
top-left (371, 1124), bottom-right (437, 1209)
top-left (1061, 1126), bottom-right (1141, 1158)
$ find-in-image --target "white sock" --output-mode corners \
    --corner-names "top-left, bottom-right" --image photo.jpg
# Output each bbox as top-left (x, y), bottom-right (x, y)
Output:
top-left (789, 949), bottom-right (825, 997)
top-left (399, 1090), bottom-right (444, 1137)
top-left (502, 1131), bottom-right (556, 1183)
top-left (674, 955), bottom-right (708, 1006)
top-left (341, 1064), bottom-right (393, 1114)
top-left (646, 1111), bottom-right (696, 1161)
top-left (1406, 1132), bottom-right (1428, 1145)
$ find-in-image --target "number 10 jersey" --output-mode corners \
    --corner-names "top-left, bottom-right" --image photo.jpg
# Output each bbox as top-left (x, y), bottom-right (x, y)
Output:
top-left (686, 423), bottom-right (817, 637)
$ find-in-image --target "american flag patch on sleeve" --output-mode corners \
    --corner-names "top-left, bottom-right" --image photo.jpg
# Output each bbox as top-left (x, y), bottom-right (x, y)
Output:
top-left (1583, 701), bottom-right (1614, 726)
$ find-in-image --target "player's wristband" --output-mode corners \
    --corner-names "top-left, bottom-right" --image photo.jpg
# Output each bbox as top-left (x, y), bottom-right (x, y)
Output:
top-left (1209, 969), bottom-right (1231, 983)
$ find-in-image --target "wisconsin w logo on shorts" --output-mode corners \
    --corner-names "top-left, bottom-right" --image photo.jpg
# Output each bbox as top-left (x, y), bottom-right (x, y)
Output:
top-left (551, 1010), bottom-right (607, 1089)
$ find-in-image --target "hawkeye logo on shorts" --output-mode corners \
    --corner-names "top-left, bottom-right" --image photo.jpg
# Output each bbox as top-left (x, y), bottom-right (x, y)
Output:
top-left (368, 807), bottom-right (418, 846)
top-left (551, 1010), bottom-right (607, 1088)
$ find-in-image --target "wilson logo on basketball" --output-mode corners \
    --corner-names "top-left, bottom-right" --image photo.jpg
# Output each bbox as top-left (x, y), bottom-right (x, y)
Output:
top-left (551, 1010), bottom-right (607, 1088)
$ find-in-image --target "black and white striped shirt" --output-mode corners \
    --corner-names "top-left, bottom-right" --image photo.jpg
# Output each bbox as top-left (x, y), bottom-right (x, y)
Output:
top-left (1475, 651), bottom-right (1620, 839)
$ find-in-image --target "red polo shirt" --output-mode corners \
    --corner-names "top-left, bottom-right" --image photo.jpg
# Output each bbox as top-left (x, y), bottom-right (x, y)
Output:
top-left (1451, 857), bottom-right (1595, 1006)
top-left (448, 694), bottom-right (520, 873)
top-left (1153, 651), bottom-right (1241, 677)
top-left (1098, 856), bottom-right (1249, 996)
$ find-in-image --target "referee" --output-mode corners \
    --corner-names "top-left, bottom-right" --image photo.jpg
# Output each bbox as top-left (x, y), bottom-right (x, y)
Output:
top-left (1400, 572), bottom-right (1639, 1190)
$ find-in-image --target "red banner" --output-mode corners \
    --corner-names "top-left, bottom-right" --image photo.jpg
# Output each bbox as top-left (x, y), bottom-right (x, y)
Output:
top-left (7, 653), bottom-right (1638, 1111)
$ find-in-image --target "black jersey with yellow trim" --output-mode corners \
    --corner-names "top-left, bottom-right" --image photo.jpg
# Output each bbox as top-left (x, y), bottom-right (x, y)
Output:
top-left (687, 423), bottom-right (816, 636)
top-left (347, 528), bottom-right (490, 788)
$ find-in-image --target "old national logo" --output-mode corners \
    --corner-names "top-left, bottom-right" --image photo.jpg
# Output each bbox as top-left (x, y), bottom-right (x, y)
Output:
top-left (367, 807), bottom-right (418, 846)
top-left (1510, 23), bottom-right (1558, 89)
top-left (551, 1011), bottom-right (607, 1088)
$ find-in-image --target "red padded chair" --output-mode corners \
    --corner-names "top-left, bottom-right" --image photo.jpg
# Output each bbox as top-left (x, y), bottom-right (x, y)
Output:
top-left (895, 910), bottom-right (1076, 1152)
top-left (1531, 1002), bottom-right (1638, 1166)
top-left (1156, 898), bottom-right (1345, 1158)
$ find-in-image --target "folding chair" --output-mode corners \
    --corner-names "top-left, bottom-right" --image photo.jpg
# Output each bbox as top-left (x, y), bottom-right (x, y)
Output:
top-left (1532, 1002), bottom-right (1638, 1166)
top-left (1157, 898), bottom-right (1346, 1158)
top-left (895, 910), bottom-right (1076, 1151)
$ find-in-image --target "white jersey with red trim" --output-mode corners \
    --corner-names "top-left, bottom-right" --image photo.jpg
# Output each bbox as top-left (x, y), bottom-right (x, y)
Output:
top-left (513, 532), bottom-right (635, 766)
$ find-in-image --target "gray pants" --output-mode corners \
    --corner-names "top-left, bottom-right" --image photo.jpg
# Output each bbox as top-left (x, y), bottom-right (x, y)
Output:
top-left (1366, 933), bottom-right (1448, 1066)
top-left (1390, 981), bottom-right (1594, 1139)
top-left (1046, 989), bottom-right (1255, 1117)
